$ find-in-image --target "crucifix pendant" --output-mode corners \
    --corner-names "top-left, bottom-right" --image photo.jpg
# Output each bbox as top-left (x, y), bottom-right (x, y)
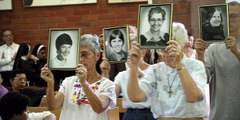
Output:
top-left (168, 88), bottom-right (173, 98)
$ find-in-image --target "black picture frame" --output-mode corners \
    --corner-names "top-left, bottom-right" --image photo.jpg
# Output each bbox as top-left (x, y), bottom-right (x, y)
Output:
top-left (199, 4), bottom-right (229, 42)
top-left (103, 26), bottom-right (129, 63)
top-left (47, 28), bottom-right (80, 70)
top-left (138, 3), bottom-right (173, 49)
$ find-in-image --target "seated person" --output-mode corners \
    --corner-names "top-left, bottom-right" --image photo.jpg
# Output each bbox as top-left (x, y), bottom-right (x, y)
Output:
top-left (9, 69), bottom-right (45, 107)
top-left (0, 73), bottom-right (8, 100)
top-left (0, 91), bottom-right (56, 120)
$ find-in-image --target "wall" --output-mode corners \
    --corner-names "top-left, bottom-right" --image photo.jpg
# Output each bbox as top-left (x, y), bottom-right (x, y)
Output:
top-left (0, 0), bottom-right (225, 47)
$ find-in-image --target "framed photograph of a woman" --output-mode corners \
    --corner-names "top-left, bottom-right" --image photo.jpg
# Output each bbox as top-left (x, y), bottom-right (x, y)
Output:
top-left (138, 4), bottom-right (173, 49)
top-left (48, 28), bottom-right (80, 70)
top-left (199, 4), bottom-right (229, 42)
top-left (103, 26), bottom-right (129, 63)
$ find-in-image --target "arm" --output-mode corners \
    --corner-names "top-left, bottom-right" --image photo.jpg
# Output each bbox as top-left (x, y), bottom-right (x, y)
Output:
top-left (167, 40), bottom-right (203, 103)
top-left (41, 65), bottom-right (64, 110)
top-left (225, 36), bottom-right (240, 62)
top-left (76, 64), bottom-right (111, 114)
top-left (127, 41), bottom-right (146, 102)
top-left (0, 49), bottom-right (14, 65)
top-left (115, 84), bottom-right (121, 97)
top-left (194, 38), bottom-right (207, 62)
top-left (100, 55), bottom-right (111, 78)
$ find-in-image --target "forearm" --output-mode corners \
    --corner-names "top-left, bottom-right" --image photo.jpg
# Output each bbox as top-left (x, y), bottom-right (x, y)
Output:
top-left (101, 72), bottom-right (109, 79)
top-left (196, 52), bottom-right (204, 62)
top-left (233, 50), bottom-right (240, 62)
top-left (82, 83), bottom-right (108, 114)
top-left (176, 64), bottom-right (203, 103)
top-left (127, 65), bottom-right (146, 102)
top-left (46, 82), bottom-right (58, 110)
top-left (0, 58), bottom-right (12, 65)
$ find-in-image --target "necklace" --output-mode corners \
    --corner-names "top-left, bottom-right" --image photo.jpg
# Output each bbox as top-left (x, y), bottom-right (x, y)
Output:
top-left (167, 67), bottom-right (178, 98)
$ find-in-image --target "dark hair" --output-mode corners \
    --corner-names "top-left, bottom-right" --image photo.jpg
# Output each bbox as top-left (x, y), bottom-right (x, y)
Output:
top-left (206, 7), bottom-right (223, 23)
top-left (1, 29), bottom-right (13, 37)
top-left (109, 29), bottom-right (124, 47)
top-left (32, 44), bottom-right (46, 56)
top-left (0, 91), bottom-right (31, 120)
top-left (13, 43), bottom-right (30, 70)
top-left (148, 7), bottom-right (166, 22)
top-left (55, 33), bottom-right (73, 50)
top-left (10, 69), bottom-right (26, 80)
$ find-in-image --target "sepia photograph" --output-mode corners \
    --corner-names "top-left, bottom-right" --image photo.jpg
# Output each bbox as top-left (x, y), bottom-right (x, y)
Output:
top-left (199, 4), bottom-right (229, 42)
top-left (103, 26), bottom-right (129, 63)
top-left (0, 0), bottom-right (12, 10)
top-left (23, 0), bottom-right (96, 7)
top-left (48, 28), bottom-right (80, 70)
top-left (138, 4), bottom-right (173, 49)
top-left (108, 0), bottom-right (147, 4)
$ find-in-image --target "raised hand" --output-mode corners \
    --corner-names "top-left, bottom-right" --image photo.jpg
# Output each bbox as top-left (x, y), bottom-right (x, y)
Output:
top-left (129, 41), bottom-right (141, 67)
top-left (165, 40), bottom-right (182, 65)
top-left (76, 64), bottom-right (88, 85)
top-left (40, 64), bottom-right (54, 84)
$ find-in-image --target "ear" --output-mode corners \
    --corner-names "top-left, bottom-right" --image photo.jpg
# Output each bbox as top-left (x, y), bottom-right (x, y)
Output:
top-left (95, 52), bottom-right (101, 61)
top-left (10, 79), bottom-right (14, 86)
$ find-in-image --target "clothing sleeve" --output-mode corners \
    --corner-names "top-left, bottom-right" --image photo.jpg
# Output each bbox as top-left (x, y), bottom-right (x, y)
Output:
top-left (28, 111), bottom-right (55, 120)
top-left (0, 48), bottom-right (12, 65)
top-left (99, 79), bottom-right (116, 108)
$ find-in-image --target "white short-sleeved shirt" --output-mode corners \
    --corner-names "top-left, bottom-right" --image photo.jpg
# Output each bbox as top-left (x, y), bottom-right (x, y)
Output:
top-left (114, 68), bottom-right (152, 109)
top-left (140, 55), bottom-right (207, 118)
top-left (58, 76), bottom-right (116, 120)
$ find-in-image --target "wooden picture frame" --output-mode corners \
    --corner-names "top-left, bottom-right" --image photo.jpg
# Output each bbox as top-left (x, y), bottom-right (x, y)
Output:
top-left (199, 4), bottom-right (229, 42)
top-left (23, 0), bottom-right (97, 7)
top-left (103, 26), bottom-right (129, 63)
top-left (138, 4), bottom-right (173, 49)
top-left (108, 0), bottom-right (147, 4)
top-left (0, 0), bottom-right (12, 11)
top-left (48, 28), bottom-right (80, 70)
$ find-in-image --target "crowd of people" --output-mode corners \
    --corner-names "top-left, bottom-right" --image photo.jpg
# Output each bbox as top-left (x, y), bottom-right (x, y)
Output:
top-left (0, 1), bottom-right (240, 120)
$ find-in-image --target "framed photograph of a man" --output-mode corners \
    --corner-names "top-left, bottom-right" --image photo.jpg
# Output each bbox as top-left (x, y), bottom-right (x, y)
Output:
top-left (199, 4), bottom-right (229, 42)
top-left (48, 28), bottom-right (80, 70)
top-left (103, 26), bottom-right (129, 63)
top-left (138, 4), bottom-right (173, 49)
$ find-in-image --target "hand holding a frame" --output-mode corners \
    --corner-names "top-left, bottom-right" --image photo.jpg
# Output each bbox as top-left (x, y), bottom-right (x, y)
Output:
top-left (41, 64), bottom-right (55, 85)
top-left (100, 53), bottom-right (111, 78)
top-left (194, 38), bottom-right (208, 62)
top-left (76, 64), bottom-right (88, 85)
top-left (129, 41), bottom-right (141, 67)
top-left (225, 36), bottom-right (240, 61)
top-left (165, 40), bottom-right (183, 66)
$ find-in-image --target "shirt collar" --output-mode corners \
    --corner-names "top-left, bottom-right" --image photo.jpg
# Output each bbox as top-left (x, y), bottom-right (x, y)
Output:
top-left (144, 30), bottom-right (166, 42)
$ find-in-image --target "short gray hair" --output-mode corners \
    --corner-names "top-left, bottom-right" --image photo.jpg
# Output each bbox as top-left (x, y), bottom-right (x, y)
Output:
top-left (172, 22), bottom-right (188, 48)
top-left (80, 34), bottom-right (100, 54)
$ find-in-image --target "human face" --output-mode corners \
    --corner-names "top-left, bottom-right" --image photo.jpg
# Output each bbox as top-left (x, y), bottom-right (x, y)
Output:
top-left (111, 36), bottom-right (123, 53)
top-left (149, 13), bottom-right (163, 32)
top-left (12, 110), bottom-right (29, 120)
top-left (229, 4), bottom-right (240, 37)
top-left (210, 10), bottom-right (221, 27)
top-left (2, 30), bottom-right (14, 46)
top-left (58, 44), bottom-right (71, 58)
top-left (38, 49), bottom-right (47, 60)
top-left (11, 73), bottom-right (27, 90)
top-left (79, 46), bottom-right (99, 71)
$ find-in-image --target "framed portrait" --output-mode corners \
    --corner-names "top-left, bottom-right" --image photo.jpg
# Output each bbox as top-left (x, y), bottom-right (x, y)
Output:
top-left (48, 28), bottom-right (80, 70)
top-left (138, 4), bottom-right (173, 49)
top-left (108, 0), bottom-right (147, 4)
top-left (23, 0), bottom-right (97, 7)
top-left (103, 26), bottom-right (129, 63)
top-left (199, 4), bottom-right (229, 42)
top-left (0, 0), bottom-right (12, 10)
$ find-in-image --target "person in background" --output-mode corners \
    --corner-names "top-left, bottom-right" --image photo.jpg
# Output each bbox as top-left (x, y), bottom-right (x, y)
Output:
top-left (183, 33), bottom-right (196, 59)
top-left (202, 7), bottom-right (225, 41)
top-left (0, 73), bottom-right (8, 100)
top-left (0, 29), bottom-right (20, 86)
top-left (41, 34), bottom-right (116, 120)
top-left (0, 91), bottom-right (56, 120)
top-left (31, 44), bottom-right (47, 87)
top-left (127, 22), bottom-right (207, 120)
top-left (194, 1), bottom-right (240, 120)
top-left (140, 6), bottom-right (169, 47)
top-left (9, 69), bottom-right (46, 107)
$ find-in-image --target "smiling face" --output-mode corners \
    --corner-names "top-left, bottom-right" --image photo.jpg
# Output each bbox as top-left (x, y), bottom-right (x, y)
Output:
top-left (110, 36), bottom-right (123, 53)
top-left (58, 44), bottom-right (72, 59)
top-left (149, 13), bottom-right (164, 32)
top-left (210, 10), bottom-right (222, 27)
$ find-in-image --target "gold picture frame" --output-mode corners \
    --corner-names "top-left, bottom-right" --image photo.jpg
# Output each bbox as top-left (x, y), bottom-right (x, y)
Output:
top-left (47, 28), bottom-right (80, 70)
top-left (103, 25), bottom-right (130, 63)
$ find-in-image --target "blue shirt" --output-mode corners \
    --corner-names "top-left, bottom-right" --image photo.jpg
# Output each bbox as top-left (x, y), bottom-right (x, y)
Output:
top-left (139, 55), bottom-right (207, 118)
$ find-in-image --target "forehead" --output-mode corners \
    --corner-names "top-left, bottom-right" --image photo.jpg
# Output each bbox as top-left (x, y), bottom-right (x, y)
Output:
top-left (80, 46), bottom-right (93, 52)
top-left (151, 13), bottom-right (163, 19)
top-left (15, 73), bottom-right (26, 77)
top-left (213, 11), bottom-right (220, 16)
top-left (3, 30), bottom-right (12, 35)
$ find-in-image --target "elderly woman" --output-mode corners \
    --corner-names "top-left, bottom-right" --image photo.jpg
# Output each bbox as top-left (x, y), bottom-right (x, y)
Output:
top-left (127, 22), bottom-right (207, 120)
top-left (41, 34), bottom-right (116, 120)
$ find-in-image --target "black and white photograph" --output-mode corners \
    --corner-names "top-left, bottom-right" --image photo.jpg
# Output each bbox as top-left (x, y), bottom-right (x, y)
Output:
top-left (199, 4), bottom-right (229, 42)
top-left (23, 0), bottom-right (96, 7)
top-left (103, 26), bottom-right (129, 63)
top-left (48, 28), bottom-right (80, 70)
top-left (138, 4), bottom-right (173, 49)
top-left (0, 0), bottom-right (12, 10)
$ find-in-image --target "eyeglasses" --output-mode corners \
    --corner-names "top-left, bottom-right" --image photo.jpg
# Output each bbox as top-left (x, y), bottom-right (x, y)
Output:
top-left (13, 78), bottom-right (28, 81)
